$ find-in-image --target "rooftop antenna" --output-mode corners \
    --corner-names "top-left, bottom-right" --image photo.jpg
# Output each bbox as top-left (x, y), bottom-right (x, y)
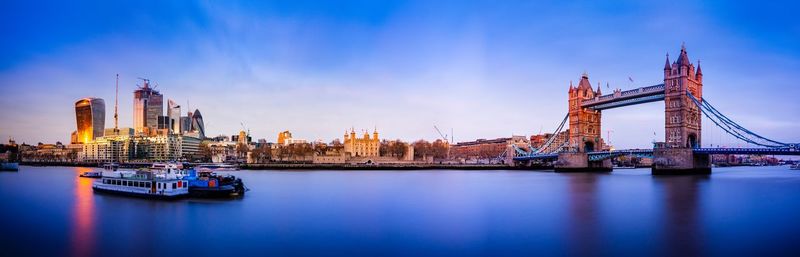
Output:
top-left (114, 74), bottom-right (119, 131)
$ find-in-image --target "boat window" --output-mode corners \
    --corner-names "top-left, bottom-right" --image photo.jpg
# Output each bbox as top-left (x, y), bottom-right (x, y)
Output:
top-left (172, 183), bottom-right (177, 189)
top-left (146, 182), bottom-right (151, 188)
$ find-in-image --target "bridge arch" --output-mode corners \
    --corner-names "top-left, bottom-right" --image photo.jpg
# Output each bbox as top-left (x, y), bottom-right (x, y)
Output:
top-left (687, 133), bottom-right (698, 148)
top-left (584, 141), bottom-right (595, 152)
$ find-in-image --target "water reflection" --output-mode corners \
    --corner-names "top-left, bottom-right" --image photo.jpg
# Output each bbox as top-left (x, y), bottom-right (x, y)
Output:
top-left (71, 167), bottom-right (96, 257)
top-left (655, 175), bottom-right (708, 257)
top-left (565, 174), bottom-right (601, 256)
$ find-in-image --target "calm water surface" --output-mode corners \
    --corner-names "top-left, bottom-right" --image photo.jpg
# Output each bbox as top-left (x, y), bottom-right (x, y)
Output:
top-left (1, 166), bottom-right (800, 256)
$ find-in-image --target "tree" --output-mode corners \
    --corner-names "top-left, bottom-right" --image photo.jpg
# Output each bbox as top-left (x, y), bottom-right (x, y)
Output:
top-left (251, 145), bottom-right (272, 163)
top-left (431, 139), bottom-right (449, 159)
top-left (412, 140), bottom-right (432, 160)
top-left (390, 141), bottom-right (408, 159)
top-left (313, 143), bottom-right (328, 155)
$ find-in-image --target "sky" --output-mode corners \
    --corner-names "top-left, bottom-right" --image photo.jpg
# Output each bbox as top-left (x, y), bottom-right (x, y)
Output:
top-left (1, 0), bottom-right (799, 149)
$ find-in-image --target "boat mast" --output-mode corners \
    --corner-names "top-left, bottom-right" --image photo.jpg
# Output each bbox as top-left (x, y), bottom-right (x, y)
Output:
top-left (114, 73), bottom-right (119, 131)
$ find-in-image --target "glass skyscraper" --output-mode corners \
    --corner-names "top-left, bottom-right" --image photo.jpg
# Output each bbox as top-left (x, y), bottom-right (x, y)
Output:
top-left (75, 98), bottom-right (105, 143)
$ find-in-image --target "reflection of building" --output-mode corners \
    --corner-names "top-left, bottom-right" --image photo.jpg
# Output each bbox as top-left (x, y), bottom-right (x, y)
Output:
top-left (133, 79), bottom-right (163, 135)
top-left (75, 98), bottom-right (106, 143)
top-left (343, 128), bottom-right (379, 157)
top-left (450, 135), bottom-right (528, 160)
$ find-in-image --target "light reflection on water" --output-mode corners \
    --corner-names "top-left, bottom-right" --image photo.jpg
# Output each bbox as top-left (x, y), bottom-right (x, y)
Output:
top-left (71, 167), bottom-right (95, 257)
top-left (0, 166), bottom-right (799, 256)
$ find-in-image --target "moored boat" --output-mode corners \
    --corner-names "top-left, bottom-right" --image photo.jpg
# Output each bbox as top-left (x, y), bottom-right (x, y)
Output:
top-left (185, 169), bottom-right (246, 198)
top-left (79, 170), bottom-right (103, 178)
top-left (0, 162), bottom-right (19, 171)
top-left (92, 169), bottom-right (189, 199)
top-left (791, 164), bottom-right (800, 170)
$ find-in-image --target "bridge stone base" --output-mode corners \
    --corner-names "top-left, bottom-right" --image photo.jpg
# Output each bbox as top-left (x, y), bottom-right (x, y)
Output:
top-left (652, 148), bottom-right (711, 175)
top-left (555, 152), bottom-right (612, 173)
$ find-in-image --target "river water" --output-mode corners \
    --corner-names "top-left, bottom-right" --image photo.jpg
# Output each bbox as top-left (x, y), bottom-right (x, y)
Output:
top-left (1, 166), bottom-right (799, 256)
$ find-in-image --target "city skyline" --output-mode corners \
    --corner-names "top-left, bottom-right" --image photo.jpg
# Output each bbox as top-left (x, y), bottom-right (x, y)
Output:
top-left (1, 1), bottom-right (799, 148)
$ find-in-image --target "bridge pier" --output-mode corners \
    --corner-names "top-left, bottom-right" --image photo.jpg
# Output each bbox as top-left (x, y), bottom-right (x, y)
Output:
top-left (652, 148), bottom-right (710, 175)
top-left (555, 152), bottom-right (612, 173)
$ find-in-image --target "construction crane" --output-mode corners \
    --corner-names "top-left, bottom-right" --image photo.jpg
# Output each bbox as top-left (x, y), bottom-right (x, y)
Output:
top-left (434, 125), bottom-right (449, 143)
top-left (240, 122), bottom-right (250, 136)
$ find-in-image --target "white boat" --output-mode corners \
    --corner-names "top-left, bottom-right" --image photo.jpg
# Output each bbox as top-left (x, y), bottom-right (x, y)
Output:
top-left (93, 168), bottom-right (189, 199)
top-left (148, 162), bottom-right (189, 179)
top-left (102, 162), bottom-right (119, 171)
top-left (791, 164), bottom-right (800, 170)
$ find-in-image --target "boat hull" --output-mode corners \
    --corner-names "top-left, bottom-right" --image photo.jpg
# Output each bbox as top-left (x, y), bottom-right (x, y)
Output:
top-left (189, 186), bottom-right (240, 198)
top-left (92, 186), bottom-right (187, 200)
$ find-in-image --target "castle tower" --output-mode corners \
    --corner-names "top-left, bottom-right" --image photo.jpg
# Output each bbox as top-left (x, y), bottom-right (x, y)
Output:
top-left (568, 73), bottom-right (603, 152)
top-left (664, 44), bottom-right (703, 148)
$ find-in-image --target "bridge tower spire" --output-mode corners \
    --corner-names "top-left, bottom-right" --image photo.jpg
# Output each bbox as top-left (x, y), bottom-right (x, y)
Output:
top-left (664, 44), bottom-right (703, 148)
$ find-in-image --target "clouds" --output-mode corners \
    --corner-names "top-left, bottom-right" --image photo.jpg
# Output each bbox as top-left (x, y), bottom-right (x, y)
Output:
top-left (0, 0), bottom-right (798, 148)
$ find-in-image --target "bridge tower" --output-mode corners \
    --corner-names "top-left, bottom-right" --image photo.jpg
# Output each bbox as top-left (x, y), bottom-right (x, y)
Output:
top-left (568, 73), bottom-right (603, 152)
top-left (663, 44), bottom-right (703, 148)
top-left (557, 73), bottom-right (611, 172)
top-left (654, 44), bottom-right (710, 175)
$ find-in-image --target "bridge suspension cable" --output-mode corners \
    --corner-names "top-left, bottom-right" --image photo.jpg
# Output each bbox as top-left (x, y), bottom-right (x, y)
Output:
top-left (687, 92), bottom-right (796, 149)
top-left (531, 113), bottom-right (569, 154)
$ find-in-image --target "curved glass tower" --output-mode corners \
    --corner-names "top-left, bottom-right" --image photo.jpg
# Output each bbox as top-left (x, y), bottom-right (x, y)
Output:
top-left (75, 98), bottom-right (106, 143)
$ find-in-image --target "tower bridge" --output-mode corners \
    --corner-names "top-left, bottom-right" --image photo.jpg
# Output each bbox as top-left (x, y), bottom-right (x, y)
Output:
top-left (513, 45), bottom-right (800, 175)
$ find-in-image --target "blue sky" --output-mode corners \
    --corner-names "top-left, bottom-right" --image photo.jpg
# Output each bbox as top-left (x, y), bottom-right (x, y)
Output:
top-left (1, 0), bottom-right (798, 148)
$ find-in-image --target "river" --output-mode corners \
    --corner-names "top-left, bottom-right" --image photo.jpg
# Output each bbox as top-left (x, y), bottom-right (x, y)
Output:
top-left (1, 166), bottom-right (799, 256)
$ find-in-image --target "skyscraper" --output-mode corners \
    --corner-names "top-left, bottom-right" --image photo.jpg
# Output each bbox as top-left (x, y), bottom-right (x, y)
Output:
top-left (133, 78), bottom-right (163, 135)
top-left (74, 98), bottom-right (106, 143)
top-left (190, 109), bottom-right (205, 139)
top-left (167, 99), bottom-right (181, 133)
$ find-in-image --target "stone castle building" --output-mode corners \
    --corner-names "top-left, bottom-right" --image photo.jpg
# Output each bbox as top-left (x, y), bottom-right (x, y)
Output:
top-left (343, 128), bottom-right (379, 157)
top-left (568, 73), bottom-right (603, 152)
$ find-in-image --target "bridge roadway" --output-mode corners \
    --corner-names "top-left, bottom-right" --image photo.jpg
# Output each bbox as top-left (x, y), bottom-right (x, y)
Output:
top-left (513, 147), bottom-right (800, 162)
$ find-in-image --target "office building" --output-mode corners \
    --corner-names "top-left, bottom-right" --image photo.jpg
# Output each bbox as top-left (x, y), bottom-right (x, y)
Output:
top-left (133, 79), bottom-right (163, 135)
top-left (75, 98), bottom-right (106, 143)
